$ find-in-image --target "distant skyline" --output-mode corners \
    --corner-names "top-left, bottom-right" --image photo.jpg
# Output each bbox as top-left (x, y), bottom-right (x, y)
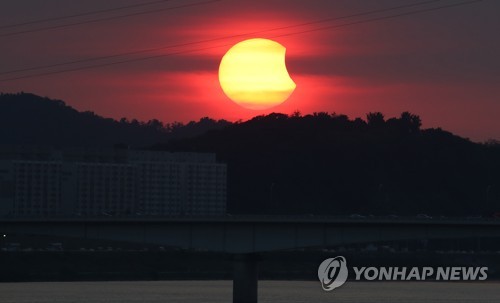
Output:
top-left (0, 0), bottom-right (499, 141)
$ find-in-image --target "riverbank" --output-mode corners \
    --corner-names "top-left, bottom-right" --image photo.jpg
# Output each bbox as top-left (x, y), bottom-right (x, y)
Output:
top-left (0, 281), bottom-right (499, 303)
top-left (0, 250), bottom-right (498, 282)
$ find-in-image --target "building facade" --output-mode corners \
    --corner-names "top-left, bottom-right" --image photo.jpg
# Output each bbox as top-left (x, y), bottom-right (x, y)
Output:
top-left (0, 146), bottom-right (227, 217)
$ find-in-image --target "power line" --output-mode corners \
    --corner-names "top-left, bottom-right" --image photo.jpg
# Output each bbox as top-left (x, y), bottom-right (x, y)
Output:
top-left (0, 0), bottom-right (180, 30)
top-left (0, 0), bottom-right (482, 82)
top-left (0, 0), bottom-right (445, 76)
top-left (0, 0), bottom-right (222, 38)
top-left (273, 0), bottom-right (483, 38)
top-left (0, 0), bottom-right (480, 81)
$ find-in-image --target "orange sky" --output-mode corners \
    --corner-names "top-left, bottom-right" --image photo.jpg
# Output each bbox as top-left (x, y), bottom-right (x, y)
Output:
top-left (0, 0), bottom-right (499, 141)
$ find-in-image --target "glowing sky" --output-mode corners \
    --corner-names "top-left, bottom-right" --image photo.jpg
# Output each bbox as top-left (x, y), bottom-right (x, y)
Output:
top-left (0, 0), bottom-right (499, 141)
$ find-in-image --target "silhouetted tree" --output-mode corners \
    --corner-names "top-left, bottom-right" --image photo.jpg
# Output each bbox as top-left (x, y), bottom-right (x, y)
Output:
top-left (366, 112), bottom-right (385, 127)
top-left (0, 93), bottom-right (230, 147)
top-left (3, 93), bottom-right (499, 217)
top-left (400, 111), bottom-right (422, 134)
top-left (146, 119), bottom-right (164, 131)
top-left (291, 110), bottom-right (302, 118)
top-left (161, 111), bottom-right (500, 217)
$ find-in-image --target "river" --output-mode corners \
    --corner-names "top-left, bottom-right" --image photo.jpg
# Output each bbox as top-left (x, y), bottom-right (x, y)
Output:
top-left (0, 281), bottom-right (498, 302)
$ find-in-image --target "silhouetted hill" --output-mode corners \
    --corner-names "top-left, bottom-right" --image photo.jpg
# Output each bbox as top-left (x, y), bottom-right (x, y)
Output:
top-left (157, 112), bottom-right (500, 216)
top-left (0, 93), bottom-right (230, 147)
top-left (2, 92), bottom-right (499, 216)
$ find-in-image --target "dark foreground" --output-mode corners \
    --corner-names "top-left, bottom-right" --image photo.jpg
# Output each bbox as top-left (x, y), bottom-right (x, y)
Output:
top-left (1, 250), bottom-right (499, 282)
top-left (0, 281), bottom-right (499, 303)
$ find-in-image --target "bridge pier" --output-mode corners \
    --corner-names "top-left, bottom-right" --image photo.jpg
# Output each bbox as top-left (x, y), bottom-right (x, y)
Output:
top-left (233, 254), bottom-right (259, 303)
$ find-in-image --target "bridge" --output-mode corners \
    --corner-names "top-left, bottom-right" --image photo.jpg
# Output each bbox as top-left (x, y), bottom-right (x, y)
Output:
top-left (1, 216), bottom-right (499, 303)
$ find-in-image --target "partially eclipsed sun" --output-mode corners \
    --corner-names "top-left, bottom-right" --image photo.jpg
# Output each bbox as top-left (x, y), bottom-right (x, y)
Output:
top-left (218, 38), bottom-right (296, 110)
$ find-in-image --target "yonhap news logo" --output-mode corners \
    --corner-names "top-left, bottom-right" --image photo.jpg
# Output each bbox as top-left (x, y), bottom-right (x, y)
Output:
top-left (317, 256), bottom-right (348, 291)
top-left (318, 256), bottom-right (488, 292)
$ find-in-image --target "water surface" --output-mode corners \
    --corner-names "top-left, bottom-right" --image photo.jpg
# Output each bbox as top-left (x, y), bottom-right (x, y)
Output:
top-left (0, 281), bottom-right (498, 302)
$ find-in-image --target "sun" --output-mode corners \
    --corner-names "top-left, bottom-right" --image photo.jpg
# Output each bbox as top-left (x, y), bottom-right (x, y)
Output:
top-left (218, 38), bottom-right (296, 110)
